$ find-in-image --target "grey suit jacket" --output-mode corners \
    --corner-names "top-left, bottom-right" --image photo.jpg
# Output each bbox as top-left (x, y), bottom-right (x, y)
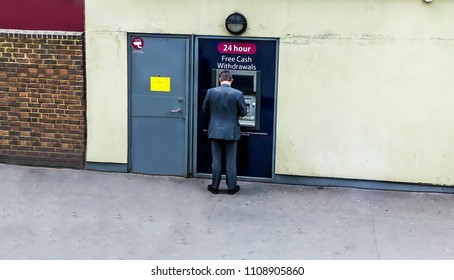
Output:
top-left (202, 84), bottom-right (248, 141)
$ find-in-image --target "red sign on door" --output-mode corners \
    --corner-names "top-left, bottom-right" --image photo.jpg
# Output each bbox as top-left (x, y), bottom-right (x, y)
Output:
top-left (132, 37), bottom-right (144, 50)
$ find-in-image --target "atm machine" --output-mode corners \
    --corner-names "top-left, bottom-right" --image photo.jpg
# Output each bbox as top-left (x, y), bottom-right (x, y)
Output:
top-left (212, 69), bottom-right (261, 130)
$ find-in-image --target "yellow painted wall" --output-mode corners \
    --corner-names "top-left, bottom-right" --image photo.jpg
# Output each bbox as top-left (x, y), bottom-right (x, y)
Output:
top-left (85, 31), bottom-right (128, 163)
top-left (275, 1), bottom-right (454, 185)
top-left (86, 0), bottom-right (454, 185)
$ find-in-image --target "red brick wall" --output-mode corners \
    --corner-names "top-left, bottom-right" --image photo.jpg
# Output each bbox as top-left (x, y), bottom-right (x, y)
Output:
top-left (0, 30), bottom-right (85, 168)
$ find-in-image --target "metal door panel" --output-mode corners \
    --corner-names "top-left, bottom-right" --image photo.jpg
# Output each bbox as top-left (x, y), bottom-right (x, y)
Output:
top-left (129, 35), bottom-right (189, 176)
top-left (131, 96), bottom-right (185, 118)
top-left (131, 117), bottom-right (185, 175)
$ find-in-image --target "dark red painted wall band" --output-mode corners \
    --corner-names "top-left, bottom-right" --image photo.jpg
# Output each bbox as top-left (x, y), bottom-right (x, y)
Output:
top-left (0, 0), bottom-right (84, 32)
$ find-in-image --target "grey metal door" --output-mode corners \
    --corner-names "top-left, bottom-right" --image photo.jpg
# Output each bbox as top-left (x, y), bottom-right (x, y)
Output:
top-left (129, 35), bottom-right (190, 176)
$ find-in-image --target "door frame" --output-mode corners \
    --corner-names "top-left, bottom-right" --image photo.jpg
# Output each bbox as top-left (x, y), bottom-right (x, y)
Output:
top-left (127, 33), bottom-right (193, 176)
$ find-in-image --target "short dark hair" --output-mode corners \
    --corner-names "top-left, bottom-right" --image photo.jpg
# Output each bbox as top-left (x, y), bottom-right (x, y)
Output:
top-left (219, 70), bottom-right (233, 82)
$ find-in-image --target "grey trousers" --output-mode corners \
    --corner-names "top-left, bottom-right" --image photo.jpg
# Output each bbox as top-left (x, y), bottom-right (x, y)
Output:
top-left (210, 139), bottom-right (238, 190)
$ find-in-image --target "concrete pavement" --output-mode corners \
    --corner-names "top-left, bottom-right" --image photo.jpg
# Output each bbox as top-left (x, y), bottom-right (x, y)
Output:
top-left (1, 163), bottom-right (454, 259)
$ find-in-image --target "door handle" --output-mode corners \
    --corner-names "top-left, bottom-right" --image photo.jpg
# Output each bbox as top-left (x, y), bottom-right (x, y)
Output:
top-left (171, 108), bottom-right (182, 113)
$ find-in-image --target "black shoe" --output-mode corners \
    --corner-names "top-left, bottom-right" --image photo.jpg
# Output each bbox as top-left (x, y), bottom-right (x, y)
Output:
top-left (228, 185), bottom-right (240, 195)
top-left (207, 185), bottom-right (219, 194)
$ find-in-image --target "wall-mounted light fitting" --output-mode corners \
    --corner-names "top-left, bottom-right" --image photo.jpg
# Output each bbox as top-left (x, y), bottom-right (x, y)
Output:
top-left (424, 0), bottom-right (433, 3)
top-left (225, 12), bottom-right (247, 35)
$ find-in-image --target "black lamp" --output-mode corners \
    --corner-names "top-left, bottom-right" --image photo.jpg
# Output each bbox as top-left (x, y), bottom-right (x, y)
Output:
top-left (225, 12), bottom-right (247, 35)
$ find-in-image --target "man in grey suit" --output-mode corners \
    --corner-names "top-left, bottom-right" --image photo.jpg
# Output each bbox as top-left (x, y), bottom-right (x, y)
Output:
top-left (202, 70), bottom-right (248, 195)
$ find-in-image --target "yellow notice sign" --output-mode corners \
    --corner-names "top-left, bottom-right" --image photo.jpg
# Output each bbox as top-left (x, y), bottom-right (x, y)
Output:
top-left (150, 76), bottom-right (171, 92)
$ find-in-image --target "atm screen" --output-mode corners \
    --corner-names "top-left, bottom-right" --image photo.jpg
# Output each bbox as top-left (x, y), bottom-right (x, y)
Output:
top-left (232, 74), bottom-right (254, 93)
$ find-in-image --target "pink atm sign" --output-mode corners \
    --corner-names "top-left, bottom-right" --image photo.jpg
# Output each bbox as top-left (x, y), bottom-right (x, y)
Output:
top-left (217, 42), bottom-right (257, 54)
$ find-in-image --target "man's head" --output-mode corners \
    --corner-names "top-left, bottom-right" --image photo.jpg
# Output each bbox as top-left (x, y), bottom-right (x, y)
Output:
top-left (219, 70), bottom-right (233, 85)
